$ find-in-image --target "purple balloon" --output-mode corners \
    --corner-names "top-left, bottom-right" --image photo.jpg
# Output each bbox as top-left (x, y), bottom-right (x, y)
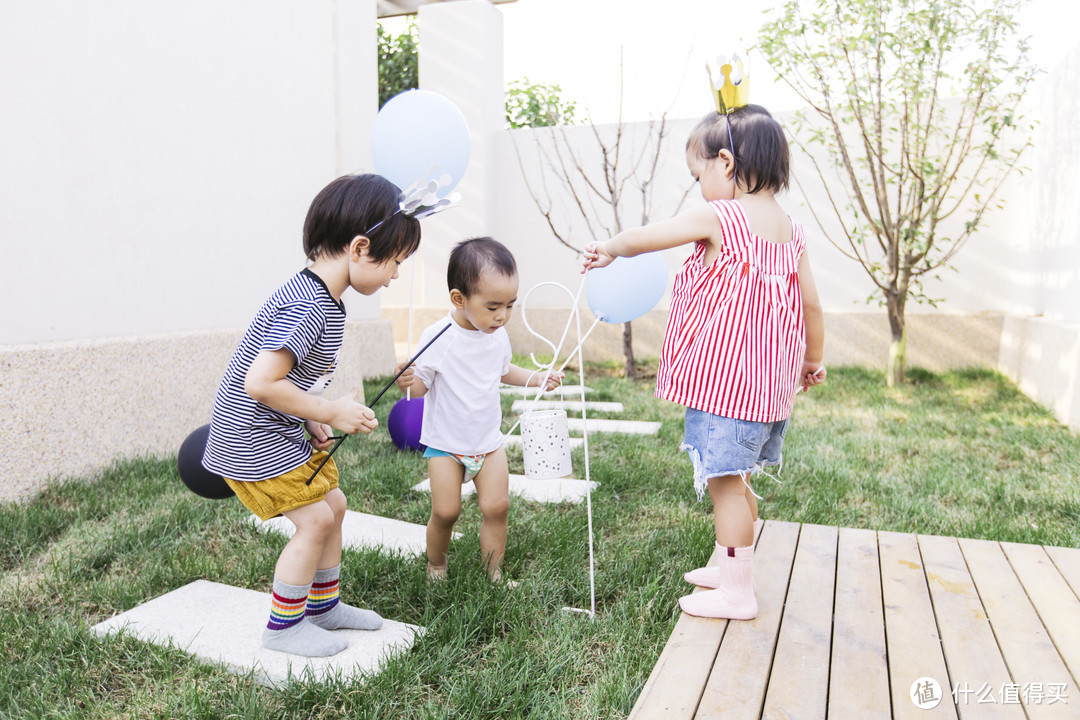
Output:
top-left (388, 397), bottom-right (426, 452)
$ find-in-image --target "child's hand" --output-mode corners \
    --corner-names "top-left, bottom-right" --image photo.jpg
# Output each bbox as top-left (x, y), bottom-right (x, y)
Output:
top-left (581, 241), bottom-right (616, 273)
top-left (394, 362), bottom-right (414, 393)
top-left (328, 386), bottom-right (379, 434)
top-left (305, 419), bottom-right (336, 451)
top-left (801, 363), bottom-right (826, 393)
top-left (539, 370), bottom-right (564, 392)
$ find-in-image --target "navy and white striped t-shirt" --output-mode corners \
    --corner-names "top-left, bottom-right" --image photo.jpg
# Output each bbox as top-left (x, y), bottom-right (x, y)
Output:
top-left (203, 269), bottom-right (345, 481)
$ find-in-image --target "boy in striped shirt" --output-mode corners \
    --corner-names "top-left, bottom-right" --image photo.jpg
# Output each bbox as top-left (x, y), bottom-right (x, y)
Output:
top-left (204, 174), bottom-right (421, 656)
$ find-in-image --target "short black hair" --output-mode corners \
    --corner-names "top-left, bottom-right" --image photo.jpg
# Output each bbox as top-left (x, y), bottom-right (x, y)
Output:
top-left (447, 237), bottom-right (517, 297)
top-left (302, 174), bottom-right (421, 263)
top-left (687, 104), bottom-right (790, 194)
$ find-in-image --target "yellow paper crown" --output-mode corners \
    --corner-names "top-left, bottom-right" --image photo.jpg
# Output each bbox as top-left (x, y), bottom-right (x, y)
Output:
top-left (707, 53), bottom-right (750, 114)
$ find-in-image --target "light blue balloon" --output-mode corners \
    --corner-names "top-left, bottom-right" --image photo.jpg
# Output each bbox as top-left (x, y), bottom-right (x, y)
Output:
top-left (371, 90), bottom-right (471, 197)
top-left (586, 251), bottom-right (668, 324)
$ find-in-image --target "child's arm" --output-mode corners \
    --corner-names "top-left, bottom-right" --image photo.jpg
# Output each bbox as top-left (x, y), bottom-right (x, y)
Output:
top-left (502, 364), bottom-right (564, 391)
top-left (582, 204), bottom-right (720, 271)
top-left (245, 349), bottom-right (378, 434)
top-left (393, 363), bottom-right (429, 398)
top-left (798, 252), bottom-right (827, 392)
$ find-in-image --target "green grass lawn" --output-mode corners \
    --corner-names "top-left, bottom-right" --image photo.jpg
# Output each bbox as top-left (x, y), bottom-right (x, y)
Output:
top-left (2, 365), bottom-right (1078, 718)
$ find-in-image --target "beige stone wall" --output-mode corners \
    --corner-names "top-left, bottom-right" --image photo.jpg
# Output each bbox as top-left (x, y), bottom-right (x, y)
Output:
top-left (821, 312), bottom-right (1006, 373)
top-left (0, 320), bottom-right (396, 505)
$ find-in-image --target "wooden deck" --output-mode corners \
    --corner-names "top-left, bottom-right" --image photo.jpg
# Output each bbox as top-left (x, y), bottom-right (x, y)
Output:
top-left (630, 521), bottom-right (1080, 719)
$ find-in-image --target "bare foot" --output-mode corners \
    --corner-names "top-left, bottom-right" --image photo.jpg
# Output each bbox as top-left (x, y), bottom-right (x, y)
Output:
top-left (489, 568), bottom-right (518, 589)
top-left (427, 561), bottom-right (448, 582)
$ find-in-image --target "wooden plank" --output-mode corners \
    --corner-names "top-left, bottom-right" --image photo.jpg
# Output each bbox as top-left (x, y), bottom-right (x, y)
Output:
top-left (1044, 545), bottom-right (1080, 599)
top-left (878, 531), bottom-right (958, 720)
top-left (828, 527), bottom-right (890, 720)
top-left (694, 520), bottom-right (801, 720)
top-left (918, 534), bottom-right (1024, 720)
top-left (761, 524), bottom-right (837, 720)
top-left (960, 538), bottom-right (1079, 719)
top-left (629, 520), bottom-right (765, 720)
top-left (627, 613), bottom-right (729, 720)
top-left (1001, 542), bottom-right (1080, 691)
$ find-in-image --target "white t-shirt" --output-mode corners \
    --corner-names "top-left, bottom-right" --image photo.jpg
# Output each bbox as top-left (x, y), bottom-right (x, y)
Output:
top-left (413, 313), bottom-right (512, 455)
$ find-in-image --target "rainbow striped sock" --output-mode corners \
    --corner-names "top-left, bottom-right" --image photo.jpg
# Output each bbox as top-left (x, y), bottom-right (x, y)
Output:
top-left (305, 564), bottom-right (382, 631)
top-left (267, 577), bottom-right (309, 631)
top-left (306, 566), bottom-right (341, 617)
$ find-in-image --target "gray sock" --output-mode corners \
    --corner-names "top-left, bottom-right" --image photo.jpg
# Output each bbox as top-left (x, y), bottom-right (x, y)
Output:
top-left (308, 601), bottom-right (383, 631)
top-left (261, 618), bottom-right (348, 657)
top-left (305, 565), bottom-right (383, 632)
top-left (262, 577), bottom-right (348, 657)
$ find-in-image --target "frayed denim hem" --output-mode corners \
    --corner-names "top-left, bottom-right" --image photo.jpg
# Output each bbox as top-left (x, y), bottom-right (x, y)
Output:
top-left (680, 443), bottom-right (764, 502)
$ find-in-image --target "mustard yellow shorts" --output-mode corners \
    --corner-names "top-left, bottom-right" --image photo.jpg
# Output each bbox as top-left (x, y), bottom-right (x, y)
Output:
top-left (224, 451), bottom-right (339, 522)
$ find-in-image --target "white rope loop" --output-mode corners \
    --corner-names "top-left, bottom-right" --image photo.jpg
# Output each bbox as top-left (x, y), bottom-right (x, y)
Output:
top-left (514, 274), bottom-right (597, 617)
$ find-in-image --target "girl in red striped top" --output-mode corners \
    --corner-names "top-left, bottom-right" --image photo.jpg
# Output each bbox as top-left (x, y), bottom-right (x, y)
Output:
top-left (583, 105), bottom-right (826, 620)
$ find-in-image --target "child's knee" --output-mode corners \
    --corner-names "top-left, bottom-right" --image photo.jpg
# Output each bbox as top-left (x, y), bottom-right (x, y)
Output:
top-left (325, 490), bottom-right (347, 521)
top-left (709, 473), bottom-right (750, 496)
top-left (430, 504), bottom-right (461, 527)
top-left (294, 503), bottom-right (337, 539)
top-left (479, 494), bottom-right (510, 522)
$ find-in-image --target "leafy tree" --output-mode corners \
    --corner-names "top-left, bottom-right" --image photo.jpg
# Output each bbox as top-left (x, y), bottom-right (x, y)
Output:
top-left (758, 0), bottom-right (1038, 386)
top-left (506, 78), bottom-right (578, 129)
top-left (378, 20), bottom-right (418, 108)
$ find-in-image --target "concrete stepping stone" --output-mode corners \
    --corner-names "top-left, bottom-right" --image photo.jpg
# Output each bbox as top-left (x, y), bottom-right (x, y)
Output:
top-left (510, 400), bottom-right (624, 413)
top-left (565, 418), bottom-right (661, 435)
top-left (249, 510), bottom-right (459, 556)
top-left (500, 384), bottom-right (593, 395)
top-left (91, 579), bottom-right (422, 688)
top-left (411, 473), bottom-right (598, 504)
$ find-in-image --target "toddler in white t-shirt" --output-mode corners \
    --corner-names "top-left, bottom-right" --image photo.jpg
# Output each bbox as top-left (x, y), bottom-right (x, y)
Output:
top-left (395, 237), bottom-right (562, 585)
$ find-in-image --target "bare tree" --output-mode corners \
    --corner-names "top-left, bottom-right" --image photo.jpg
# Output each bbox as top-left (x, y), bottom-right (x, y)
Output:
top-left (512, 69), bottom-right (692, 379)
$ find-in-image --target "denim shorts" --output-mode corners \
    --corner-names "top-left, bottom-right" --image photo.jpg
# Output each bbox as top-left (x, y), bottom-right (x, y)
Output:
top-left (680, 408), bottom-right (788, 500)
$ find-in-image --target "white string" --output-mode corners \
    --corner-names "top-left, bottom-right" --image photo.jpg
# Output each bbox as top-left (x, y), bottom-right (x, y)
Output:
top-left (506, 276), bottom-right (603, 437)
top-left (574, 283), bottom-right (597, 618)
top-left (406, 254), bottom-right (416, 401)
top-left (520, 277), bottom-right (588, 399)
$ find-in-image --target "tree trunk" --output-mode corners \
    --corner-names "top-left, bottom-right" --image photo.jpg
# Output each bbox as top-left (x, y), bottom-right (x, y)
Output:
top-left (886, 294), bottom-right (907, 387)
top-left (623, 322), bottom-right (636, 380)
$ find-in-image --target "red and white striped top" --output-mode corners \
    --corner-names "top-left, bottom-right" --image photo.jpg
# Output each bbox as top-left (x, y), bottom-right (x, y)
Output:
top-left (656, 200), bottom-right (807, 422)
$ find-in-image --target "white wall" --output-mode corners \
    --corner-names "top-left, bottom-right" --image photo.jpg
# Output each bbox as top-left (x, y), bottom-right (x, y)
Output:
top-left (1007, 42), bottom-right (1080, 323)
top-left (0, 0), bottom-right (380, 345)
top-left (0, 0), bottom-right (390, 505)
top-left (997, 41), bottom-right (1080, 431)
